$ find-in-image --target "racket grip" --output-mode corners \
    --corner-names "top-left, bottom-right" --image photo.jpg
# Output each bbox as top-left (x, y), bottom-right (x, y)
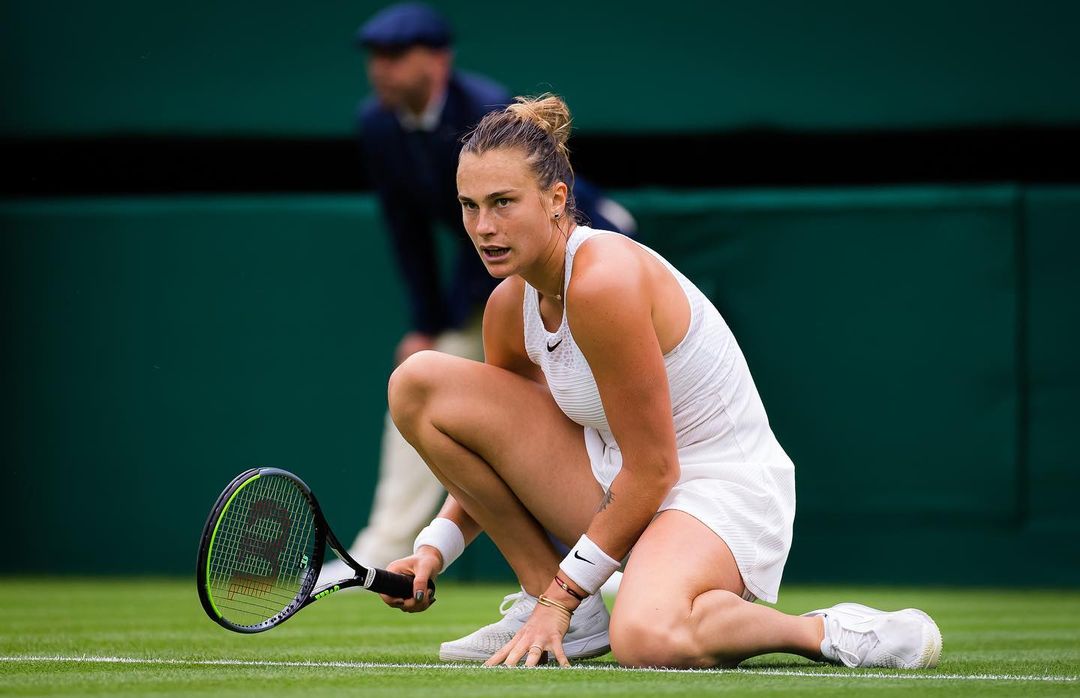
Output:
top-left (368, 568), bottom-right (437, 599)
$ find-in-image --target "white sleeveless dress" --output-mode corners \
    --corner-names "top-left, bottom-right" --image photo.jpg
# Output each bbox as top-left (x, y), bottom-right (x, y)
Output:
top-left (522, 225), bottom-right (796, 603)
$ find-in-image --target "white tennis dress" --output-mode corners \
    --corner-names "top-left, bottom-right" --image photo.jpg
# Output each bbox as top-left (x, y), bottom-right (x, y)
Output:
top-left (522, 226), bottom-right (796, 603)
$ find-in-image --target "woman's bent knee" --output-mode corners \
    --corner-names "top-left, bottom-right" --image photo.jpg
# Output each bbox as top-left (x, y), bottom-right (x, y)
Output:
top-left (610, 591), bottom-right (745, 669)
top-left (610, 615), bottom-right (701, 669)
top-left (387, 350), bottom-right (453, 431)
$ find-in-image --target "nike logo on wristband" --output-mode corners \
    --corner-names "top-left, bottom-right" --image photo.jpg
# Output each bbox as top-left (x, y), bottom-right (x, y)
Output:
top-left (546, 339), bottom-right (563, 352)
top-left (573, 550), bottom-right (594, 565)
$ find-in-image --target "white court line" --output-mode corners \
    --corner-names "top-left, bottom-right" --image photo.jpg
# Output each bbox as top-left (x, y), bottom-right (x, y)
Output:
top-left (0, 656), bottom-right (1076, 683)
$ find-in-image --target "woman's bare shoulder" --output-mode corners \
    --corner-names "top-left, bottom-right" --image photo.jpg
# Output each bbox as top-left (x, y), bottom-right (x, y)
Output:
top-left (486, 276), bottom-right (526, 319)
top-left (569, 234), bottom-right (648, 303)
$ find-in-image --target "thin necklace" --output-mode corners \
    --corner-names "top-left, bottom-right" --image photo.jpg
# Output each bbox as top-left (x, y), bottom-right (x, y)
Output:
top-left (552, 222), bottom-right (568, 302)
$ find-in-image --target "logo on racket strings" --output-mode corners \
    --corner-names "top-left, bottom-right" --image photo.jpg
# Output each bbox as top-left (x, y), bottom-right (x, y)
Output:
top-left (227, 498), bottom-right (293, 600)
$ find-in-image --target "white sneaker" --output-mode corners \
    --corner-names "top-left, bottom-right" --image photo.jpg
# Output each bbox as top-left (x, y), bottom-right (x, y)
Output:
top-left (600, 570), bottom-right (622, 601)
top-left (803, 602), bottom-right (942, 669)
top-left (439, 589), bottom-right (611, 662)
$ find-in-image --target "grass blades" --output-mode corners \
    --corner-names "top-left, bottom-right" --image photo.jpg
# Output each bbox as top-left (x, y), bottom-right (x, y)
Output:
top-left (0, 579), bottom-right (1077, 697)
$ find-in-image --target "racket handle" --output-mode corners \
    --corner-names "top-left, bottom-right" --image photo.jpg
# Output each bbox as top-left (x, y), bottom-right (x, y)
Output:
top-left (367, 568), bottom-right (437, 599)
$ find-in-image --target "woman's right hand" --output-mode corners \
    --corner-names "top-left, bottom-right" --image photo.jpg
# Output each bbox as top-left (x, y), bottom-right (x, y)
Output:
top-left (379, 546), bottom-right (442, 613)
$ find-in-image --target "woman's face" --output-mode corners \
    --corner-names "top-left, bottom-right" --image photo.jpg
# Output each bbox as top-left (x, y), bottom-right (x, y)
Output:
top-left (457, 147), bottom-right (566, 279)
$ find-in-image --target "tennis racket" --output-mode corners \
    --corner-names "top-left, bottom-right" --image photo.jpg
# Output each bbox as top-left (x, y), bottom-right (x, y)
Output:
top-left (197, 467), bottom-right (434, 633)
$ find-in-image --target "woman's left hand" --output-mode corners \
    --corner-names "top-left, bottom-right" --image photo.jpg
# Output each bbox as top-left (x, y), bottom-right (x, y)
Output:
top-left (484, 601), bottom-right (572, 668)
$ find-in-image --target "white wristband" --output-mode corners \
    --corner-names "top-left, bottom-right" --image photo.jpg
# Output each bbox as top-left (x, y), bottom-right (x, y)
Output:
top-left (560, 534), bottom-right (620, 595)
top-left (413, 518), bottom-right (465, 572)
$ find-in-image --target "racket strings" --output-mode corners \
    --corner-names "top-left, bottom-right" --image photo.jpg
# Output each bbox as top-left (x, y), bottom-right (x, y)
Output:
top-left (206, 474), bottom-right (318, 627)
top-left (211, 478), bottom-right (313, 615)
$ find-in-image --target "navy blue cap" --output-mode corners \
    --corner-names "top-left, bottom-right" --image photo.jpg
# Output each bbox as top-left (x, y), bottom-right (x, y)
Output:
top-left (356, 3), bottom-right (453, 50)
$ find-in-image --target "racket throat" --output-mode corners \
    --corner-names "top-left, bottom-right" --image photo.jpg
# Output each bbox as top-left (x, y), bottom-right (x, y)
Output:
top-left (312, 584), bottom-right (342, 601)
top-left (309, 569), bottom-right (374, 598)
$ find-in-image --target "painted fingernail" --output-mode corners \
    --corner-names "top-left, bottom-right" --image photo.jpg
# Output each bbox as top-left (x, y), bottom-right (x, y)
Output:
top-left (415, 591), bottom-right (425, 602)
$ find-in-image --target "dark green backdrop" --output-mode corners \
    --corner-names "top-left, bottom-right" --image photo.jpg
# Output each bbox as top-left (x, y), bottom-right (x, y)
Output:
top-left (3, 0), bottom-right (1079, 136)
top-left (4, 0), bottom-right (1078, 588)
top-left (3, 186), bottom-right (1078, 585)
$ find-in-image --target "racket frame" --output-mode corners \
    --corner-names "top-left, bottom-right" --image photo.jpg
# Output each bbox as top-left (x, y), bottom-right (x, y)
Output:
top-left (197, 467), bottom-right (427, 634)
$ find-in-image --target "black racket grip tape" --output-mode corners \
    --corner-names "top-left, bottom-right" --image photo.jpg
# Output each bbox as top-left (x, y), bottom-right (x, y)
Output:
top-left (368, 568), bottom-right (437, 599)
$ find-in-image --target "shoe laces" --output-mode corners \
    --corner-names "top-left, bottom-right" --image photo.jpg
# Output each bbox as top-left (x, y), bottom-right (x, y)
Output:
top-left (828, 617), bottom-right (879, 668)
top-left (498, 590), bottom-right (534, 619)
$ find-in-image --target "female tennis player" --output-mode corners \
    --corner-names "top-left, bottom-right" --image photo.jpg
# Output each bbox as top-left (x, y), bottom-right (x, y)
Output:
top-left (380, 94), bottom-right (942, 669)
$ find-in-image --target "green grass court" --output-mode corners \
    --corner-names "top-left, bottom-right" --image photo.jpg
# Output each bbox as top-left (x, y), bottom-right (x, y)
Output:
top-left (1, 579), bottom-right (1077, 696)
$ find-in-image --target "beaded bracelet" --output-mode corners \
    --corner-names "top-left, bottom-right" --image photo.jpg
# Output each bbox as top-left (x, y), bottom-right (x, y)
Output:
top-left (554, 575), bottom-right (586, 601)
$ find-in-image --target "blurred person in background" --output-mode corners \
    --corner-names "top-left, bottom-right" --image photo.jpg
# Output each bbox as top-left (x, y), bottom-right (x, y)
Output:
top-left (320, 2), bottom-right (635, 586)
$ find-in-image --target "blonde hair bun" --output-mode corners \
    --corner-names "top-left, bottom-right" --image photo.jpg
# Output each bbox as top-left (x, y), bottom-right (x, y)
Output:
top-left (506, 94), bottom-right (572, 156)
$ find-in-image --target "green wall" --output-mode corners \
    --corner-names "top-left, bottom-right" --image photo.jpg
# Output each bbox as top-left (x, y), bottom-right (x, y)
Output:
top-left (4, 0), bottom-right (1079, 136)
top-left (1, 196), bottom-right (405, 575)
top-left (1025, 187), bottom-right (1080, 531)
top-left (3, 185), bottom-right (1077, 585)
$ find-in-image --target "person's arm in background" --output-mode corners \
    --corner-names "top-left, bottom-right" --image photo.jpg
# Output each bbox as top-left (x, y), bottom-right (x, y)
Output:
top-left (572, 176), bottom-right (638, 238)
top-left (360, 109), bottom-right (448, 364)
